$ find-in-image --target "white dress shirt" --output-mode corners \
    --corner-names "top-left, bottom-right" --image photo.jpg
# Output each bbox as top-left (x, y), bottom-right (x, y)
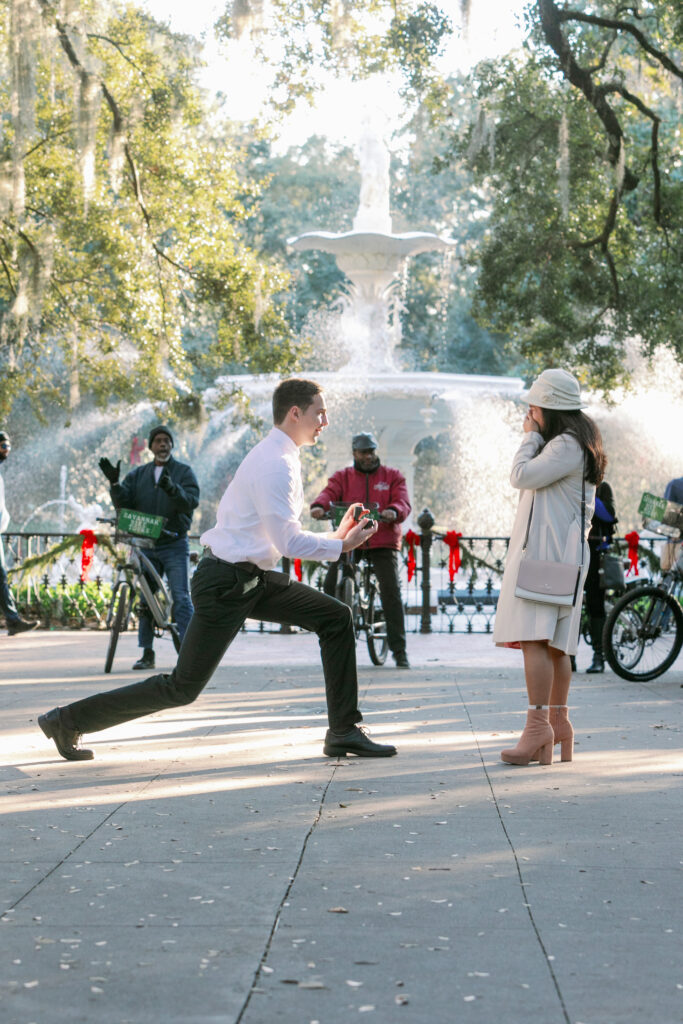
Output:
top-left (201, 428), bottom-right (343, 570)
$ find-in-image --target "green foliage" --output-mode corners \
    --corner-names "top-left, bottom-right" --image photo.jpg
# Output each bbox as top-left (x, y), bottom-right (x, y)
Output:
top-left (217, 1), bottom-right (453, 112)
top-left (14, 579), bottom-right (113, 628)
top-left (0, 1), bottom-right (298, 423)
top-left (235, 133), bottom-right (356, 333)
top-left (439, 0), bottom-right (683, 392)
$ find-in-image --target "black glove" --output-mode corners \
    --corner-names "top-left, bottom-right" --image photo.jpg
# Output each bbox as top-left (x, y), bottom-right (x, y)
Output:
top-left (99, 457), bottom-right (121, 484)
top-left (157, 468), bottom-right (177, 496)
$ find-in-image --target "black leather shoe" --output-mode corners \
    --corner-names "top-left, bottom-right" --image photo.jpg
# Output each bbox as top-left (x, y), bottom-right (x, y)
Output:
top-left (132, 648), bottom-right (155, 670)
top-left (38, 707), bottom-right (94, 761)
top-left (324, 726), bottom-right (397, 758)
top-left (393, 652), bottom-right (410, 669)
top-left (585, 656), bottom-right (605, 674)
top-left (7, 618), bottom-right (38, 635)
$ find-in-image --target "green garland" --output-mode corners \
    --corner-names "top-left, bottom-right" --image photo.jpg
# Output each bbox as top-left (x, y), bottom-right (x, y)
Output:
top-left (8, 533), bottom-right (120, 579)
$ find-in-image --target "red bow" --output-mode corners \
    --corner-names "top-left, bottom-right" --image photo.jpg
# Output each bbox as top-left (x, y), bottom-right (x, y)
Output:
top-left (443, 530), bottom-right (463, 581)
top-left (293, 558), bottom-right (303, 582)
top-left (404, 529), bottom-right (420, 582)
top-left (129, 435), bottom-right (146, 466)
top-left (624, 531), bottom-right (640, 576)
top-left (79, 529), bottom-right (97, 582)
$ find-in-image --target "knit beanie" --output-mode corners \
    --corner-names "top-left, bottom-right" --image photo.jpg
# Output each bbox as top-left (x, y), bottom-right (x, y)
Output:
top-left (148, 425), bottom-right (174, 447)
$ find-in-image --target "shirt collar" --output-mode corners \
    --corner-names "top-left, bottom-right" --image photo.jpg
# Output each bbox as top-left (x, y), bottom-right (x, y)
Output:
top-left (270, 427), bottom-right (299, 456)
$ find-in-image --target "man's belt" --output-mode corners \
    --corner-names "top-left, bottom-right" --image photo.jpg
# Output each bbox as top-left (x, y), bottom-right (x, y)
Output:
top-left (202, 548), bottom-right (262, 576)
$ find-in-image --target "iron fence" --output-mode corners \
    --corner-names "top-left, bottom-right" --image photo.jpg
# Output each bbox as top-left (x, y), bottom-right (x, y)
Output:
top-left (3, 522), bottom-right (671, 634)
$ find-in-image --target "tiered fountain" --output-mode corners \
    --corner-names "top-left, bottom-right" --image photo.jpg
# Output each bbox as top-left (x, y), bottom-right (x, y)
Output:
top-left (209, 123), bottom-right (524, 523)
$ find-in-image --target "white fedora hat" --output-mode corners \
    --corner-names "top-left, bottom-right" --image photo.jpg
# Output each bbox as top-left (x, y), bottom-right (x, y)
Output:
top-left (521, 368), bottom-right (586, 410)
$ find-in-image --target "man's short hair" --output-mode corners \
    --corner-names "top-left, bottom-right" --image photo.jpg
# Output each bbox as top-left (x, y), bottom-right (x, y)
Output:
top-left (272, 378), bottom-right (322, 424)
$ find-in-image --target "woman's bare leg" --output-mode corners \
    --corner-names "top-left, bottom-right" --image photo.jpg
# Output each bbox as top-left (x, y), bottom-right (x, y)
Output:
top-left (548, 645), bottom-right (572, 706)
top-left (520, 640), bottom-right (554, 705)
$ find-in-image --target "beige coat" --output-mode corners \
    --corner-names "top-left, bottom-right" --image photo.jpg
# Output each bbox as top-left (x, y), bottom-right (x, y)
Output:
top-left (493, 431), bottom-right (596, 655)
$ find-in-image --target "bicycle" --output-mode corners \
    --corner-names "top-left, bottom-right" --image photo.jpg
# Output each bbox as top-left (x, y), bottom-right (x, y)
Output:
top-left (322, 503), bottom-right (389, 666)
top-left (579, 547), bottom-right (636, 649)
top-left (99, 510), bottom-right (182, 673)
top-left (603, 493), bottom-right (683, 681)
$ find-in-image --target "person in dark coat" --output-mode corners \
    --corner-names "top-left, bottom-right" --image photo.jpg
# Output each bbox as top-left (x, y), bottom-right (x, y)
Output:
top-left (583, 481), bottom-right (617, 673)
top-left (0, 430), bottom-right (38, 635)
top-left (311, 432), bottom-right (412, 668)
top-left (99, 426), bottom-right (199, 669)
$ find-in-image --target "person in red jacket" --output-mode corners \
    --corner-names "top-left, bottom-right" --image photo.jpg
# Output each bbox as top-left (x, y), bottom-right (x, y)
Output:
top-left (311, 432), bottom-right (411, 668)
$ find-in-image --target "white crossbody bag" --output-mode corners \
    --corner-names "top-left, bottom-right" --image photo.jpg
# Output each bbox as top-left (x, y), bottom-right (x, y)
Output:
top-left (514, 459), bottom-right (586, 607)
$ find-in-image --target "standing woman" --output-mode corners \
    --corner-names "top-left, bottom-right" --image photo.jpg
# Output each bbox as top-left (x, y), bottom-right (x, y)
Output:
top-left (493, 369), bottom-right (606, 766)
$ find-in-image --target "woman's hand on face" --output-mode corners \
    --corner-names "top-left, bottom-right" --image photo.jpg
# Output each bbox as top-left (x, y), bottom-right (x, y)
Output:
top-left (523, 410), bottom-right (540, 433)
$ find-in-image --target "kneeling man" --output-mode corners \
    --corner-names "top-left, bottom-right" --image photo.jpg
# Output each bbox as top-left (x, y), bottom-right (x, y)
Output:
top-left (39, 379), bottom-right (397, 761)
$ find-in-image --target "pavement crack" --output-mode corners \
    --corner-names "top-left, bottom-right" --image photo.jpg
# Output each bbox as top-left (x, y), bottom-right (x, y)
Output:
top-left (235, 763), bottom-right (339, 1023)
top-left (456, 683), bottom-right (571, 1024)
top-left (1, 767), bottom-right (173, 919)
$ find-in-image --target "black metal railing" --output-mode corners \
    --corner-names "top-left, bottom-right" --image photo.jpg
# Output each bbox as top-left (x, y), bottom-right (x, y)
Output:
top-left (1, 522), bottom-right (672, 634)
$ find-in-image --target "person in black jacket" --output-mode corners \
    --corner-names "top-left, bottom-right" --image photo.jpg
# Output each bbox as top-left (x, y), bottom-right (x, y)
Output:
top-left (99, 425), bottom-right (199, 669)
top-left (583, 480), bottom-right (617, 673)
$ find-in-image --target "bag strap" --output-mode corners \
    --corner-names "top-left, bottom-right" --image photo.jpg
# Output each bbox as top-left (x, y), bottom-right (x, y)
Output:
top-left (579, 455), bottom-right (586, 566)
top-left (522, 452), bottom-right (587, 565)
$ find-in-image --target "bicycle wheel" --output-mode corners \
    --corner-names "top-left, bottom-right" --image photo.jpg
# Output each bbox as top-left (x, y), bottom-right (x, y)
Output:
top-left (104, 583), bottom-right (130, 674)
top-left (604, 585), bottom-right (683, 681)
top-left (366, 585), bottom-right (389, 666)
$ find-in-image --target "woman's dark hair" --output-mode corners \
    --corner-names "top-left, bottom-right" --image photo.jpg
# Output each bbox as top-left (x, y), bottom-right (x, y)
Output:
top-left (272, 378), bottom-right (322, 424)
top-left (539, 409), bottom-right (606, 485)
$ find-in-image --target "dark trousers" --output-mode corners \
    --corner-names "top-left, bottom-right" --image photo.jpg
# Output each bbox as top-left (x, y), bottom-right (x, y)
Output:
top-left (67, 556), bottom-right (362, 736)
top-left (137, 536), bottom-right (193, 650)
top-left (0, 536), bottom-right (20, 623)
top-left (323, 547), bottom-right (406, 657)
top-left (584, 541), bottom-right (605, 618)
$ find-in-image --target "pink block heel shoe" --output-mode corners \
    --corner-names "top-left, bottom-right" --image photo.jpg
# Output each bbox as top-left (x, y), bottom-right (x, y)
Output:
top-left (549, 705), bottom-right (574, 762)
top-left (501, 707), bottom-right (554, 766)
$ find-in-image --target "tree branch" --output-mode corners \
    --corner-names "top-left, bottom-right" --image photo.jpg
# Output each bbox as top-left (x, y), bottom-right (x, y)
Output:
top-left (86, 33), bottom-right (154, 84)
top-left (599, 81), bottom-right (662, 224)
top-left (0, 252), bottom-right (16, 296)
top-left (537, 0), bottom-right (639, 192)
top-left (586, 31), bottom-right (617, 74)
top-left (22, 127), bottom-right (73, 161)
top-left (37, 1), bottom-right (205, 290)
top-left (555, 8), bottom-right (683, 81)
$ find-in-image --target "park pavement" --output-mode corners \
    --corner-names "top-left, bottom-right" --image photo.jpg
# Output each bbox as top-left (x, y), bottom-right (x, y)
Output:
top-left (1, 628), bottom-right (682, 1024)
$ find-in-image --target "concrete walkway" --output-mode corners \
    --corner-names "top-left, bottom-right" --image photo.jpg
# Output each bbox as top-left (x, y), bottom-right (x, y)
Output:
top-left (1, 629), bottom-right (682, 1024)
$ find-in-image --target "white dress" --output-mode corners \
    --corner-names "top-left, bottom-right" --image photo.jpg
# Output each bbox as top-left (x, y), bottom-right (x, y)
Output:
top-left (493, 431), bottom-right (596, 655)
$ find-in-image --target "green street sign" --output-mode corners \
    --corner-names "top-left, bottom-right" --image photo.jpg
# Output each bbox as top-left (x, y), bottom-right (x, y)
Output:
top-left (638, 492), bottom-right (668, 522)
top-left (117, 508), bottom-right (165, 539)
top-left (638, 492), bottom-right (683, 535)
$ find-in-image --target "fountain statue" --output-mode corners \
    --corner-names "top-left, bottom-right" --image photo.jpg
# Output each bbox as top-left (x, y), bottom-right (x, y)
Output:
top-left (288, 122), bottom-right (457, 372)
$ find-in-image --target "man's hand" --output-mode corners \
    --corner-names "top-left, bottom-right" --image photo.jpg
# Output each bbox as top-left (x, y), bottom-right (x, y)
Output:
top-left (157, 469), bottom-right (178, 496)
top-left (99, 457), bottom-right (121, 484)
top-left (380, 508), bottom-right (397, 523)
top-left (342, 517), bottom-right (378, 552)
top-left (311, 506), bottom-right (325, 520)
top-left (334, 502), bottom-right (366, 538)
